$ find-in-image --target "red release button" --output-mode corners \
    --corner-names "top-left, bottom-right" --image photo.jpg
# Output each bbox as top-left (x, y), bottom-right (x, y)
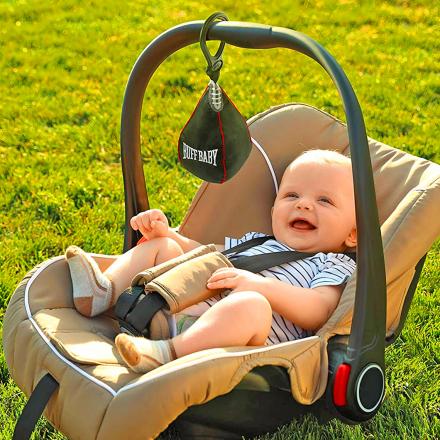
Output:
top-left (333, 363), bottom-right (351, 406)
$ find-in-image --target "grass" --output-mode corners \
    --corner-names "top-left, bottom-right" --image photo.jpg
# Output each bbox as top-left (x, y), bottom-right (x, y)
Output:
top-left (0, 0), bottom-right (439, 439)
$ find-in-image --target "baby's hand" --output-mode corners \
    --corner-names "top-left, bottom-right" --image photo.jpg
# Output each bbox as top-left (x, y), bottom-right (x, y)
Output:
top-left (130, 209), bottom-right (169, 240)
top-left (207, 268), bottom-right (263, 293)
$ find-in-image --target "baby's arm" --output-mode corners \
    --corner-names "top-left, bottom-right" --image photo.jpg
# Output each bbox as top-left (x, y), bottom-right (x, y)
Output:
top-left (258, 279), bottom-right (342, 330)
top-left (167, 229), bottom-right (221, 253)
top-left (130, 209), bottom-right (224, 252)
top-left (207, 268), bottom-right (342, 331)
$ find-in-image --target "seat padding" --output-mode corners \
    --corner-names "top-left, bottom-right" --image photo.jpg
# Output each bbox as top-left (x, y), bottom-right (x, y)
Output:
top-left (34, 309), bottom-right (121, 366)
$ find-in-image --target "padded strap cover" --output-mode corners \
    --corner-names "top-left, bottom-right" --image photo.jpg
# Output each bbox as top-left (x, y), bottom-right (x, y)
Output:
top-left (131, 244), bottom-right (217, 286)
top-left (144, 251), bottom-right (233, 313)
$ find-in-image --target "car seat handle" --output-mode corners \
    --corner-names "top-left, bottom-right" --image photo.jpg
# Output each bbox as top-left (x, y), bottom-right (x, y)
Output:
top-left (120, 21), bottom-right (387, 406)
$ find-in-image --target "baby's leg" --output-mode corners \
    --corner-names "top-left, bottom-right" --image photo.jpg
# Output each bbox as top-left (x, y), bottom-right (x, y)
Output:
top-left (66, 237), bottom-right (184, 317)
top-left (115, 291), bottom-right (272, 373)
top-left (104, 237), bottom-right (184, 295)
top-left (172, 291), bottom-right (272, 355)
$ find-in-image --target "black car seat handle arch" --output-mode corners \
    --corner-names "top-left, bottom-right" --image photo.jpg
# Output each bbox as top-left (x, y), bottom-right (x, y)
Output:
top-left (120, 20), bottom-right (387, 421)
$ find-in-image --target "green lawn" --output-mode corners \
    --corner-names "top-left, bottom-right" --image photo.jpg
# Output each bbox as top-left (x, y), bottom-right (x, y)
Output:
top-left (0, 0), bottom-right (439, 439)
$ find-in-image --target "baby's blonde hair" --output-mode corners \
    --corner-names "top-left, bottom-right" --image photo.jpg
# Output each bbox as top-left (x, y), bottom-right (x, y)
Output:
top-left (280, 149), bottom-right (353, 191)
top-left (292, 149), bottom-right (351, 167)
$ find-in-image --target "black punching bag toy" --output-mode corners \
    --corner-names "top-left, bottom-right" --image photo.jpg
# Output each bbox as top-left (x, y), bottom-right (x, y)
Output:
top-left (178, 13), bottom-right (252, 183)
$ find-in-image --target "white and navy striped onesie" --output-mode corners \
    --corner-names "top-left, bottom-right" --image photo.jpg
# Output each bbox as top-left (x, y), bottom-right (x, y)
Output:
top-left (177, 232), bottom-right (356, 345)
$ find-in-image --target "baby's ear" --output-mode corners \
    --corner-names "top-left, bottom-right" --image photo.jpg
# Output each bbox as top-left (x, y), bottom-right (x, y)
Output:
top-left (345, 228), bottom-right (357, 248)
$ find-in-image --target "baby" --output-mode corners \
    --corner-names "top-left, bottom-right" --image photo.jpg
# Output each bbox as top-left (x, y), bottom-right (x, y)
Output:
top-left (65, 149), bottom-right (357, 373)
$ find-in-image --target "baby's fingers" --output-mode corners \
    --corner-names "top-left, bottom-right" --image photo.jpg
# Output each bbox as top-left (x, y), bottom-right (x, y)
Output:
top-left (207, 277), bottom-right (236, 290)
top-left (140, 213), bottom-right (152, 232)
top-left (151, 220), bottom-right (167, 234)
top-left (130, 213), bottom-right (150, 231)
top-left (209, 267), bottom-right (238, 281)
top-left (130, 217), bottom-right (139, 230)
top-left (207, 270), bottom-right (238, 287)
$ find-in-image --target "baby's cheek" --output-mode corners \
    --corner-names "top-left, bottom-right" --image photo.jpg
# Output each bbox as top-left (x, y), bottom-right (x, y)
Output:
top-left (271, 217), bottom-right (283, 236)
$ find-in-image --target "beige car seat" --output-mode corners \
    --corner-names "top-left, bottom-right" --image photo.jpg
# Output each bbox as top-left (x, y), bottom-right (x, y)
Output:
top-left (4, 103), bottom-right (439, 440)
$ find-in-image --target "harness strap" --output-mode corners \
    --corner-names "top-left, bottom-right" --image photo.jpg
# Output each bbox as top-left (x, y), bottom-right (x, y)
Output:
top-left (222, 235), bottom-right (356, 273)
top-left (125, 292), bottom-right (167, 337)
top-left (115, 286), bottom-right (167, 337)
top-left (232, 251), bottom-right (315, 273)
top-left (114, 284), bottom-right (144, 317)
top-left (222, 236), bottom-right (274, 256)
top-left (13, 373), bottom-right (59, 440)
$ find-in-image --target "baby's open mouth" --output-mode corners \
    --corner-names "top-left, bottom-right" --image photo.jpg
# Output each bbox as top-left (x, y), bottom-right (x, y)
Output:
top-left (290, 219), bottom-right (317, 230)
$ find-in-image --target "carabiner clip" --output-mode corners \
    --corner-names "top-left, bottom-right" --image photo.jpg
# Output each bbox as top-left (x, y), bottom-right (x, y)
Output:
top-left (200, 12), bottom-right (229, 83)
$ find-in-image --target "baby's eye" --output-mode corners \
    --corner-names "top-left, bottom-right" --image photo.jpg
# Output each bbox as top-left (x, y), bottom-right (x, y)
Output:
top-left (319, 197), bottom-right (333, 205)
top-left (285, 192), bottom-right (299, 199)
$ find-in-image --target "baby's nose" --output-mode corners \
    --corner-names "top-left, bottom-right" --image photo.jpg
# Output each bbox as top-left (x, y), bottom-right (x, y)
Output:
top-left (296, 198), bottom-right (313, 210)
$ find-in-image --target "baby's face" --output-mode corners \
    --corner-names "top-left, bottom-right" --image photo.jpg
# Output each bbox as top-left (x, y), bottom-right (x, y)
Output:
top-left (271, 161), bottom-right (357, 253)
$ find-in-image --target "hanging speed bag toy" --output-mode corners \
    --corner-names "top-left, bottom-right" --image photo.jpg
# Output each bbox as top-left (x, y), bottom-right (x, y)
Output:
top-left (178, 13), bottom-right (252, 183)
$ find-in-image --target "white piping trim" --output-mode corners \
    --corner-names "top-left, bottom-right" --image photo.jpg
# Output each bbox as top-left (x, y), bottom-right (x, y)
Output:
top-left (251, 137), bottom-right (279, 194)
top-left (24, 257), bottom-right (117, 397)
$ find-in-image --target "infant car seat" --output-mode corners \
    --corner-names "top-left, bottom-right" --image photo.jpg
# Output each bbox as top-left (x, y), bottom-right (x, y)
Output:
top-left (3, 19), bottom-right (440, 440)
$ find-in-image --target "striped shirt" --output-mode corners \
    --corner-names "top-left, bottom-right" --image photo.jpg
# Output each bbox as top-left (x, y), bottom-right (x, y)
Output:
top-left (178, 232), bottom-right (356, 345)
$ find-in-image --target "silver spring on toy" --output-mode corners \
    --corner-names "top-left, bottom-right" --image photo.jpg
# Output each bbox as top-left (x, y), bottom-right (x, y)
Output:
top-left (208, 80), bottom-right (224, 112)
